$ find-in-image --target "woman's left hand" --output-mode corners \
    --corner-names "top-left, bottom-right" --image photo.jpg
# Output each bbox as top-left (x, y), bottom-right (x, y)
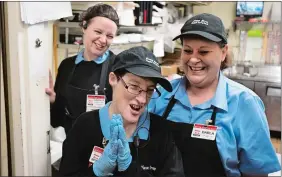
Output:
top-left (115, 115), bottom-right (132, 171)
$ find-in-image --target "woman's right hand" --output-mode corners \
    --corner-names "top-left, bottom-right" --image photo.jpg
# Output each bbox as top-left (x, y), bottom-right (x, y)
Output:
top-left (45, 70), bottom-right (56, 104)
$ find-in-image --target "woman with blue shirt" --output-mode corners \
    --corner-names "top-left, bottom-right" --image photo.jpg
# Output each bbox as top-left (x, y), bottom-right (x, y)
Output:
top-left (46, 4), bottom-right (119, 134)
top-left (149, 13), bottom-right (280, 176)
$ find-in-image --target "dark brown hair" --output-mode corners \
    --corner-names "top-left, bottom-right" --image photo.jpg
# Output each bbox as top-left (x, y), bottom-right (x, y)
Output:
top-left (79, 3), bottom-right (119, 29)
top-left (221, 49), bottom-right (233, 70)
top-left (218, 41), bottom-right (233, 70)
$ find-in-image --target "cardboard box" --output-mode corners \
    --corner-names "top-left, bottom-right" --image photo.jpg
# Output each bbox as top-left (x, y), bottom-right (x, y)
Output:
top-left (161, 65), bottom-right (178, 76)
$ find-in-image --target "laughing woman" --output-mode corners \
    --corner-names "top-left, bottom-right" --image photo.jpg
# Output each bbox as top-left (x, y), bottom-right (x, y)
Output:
top-left (149, 13), bottom-right (280, 177)
top-left (59, 46), bottom-right (184, 177)
top-left (46, 4), bottom-right (119, 134)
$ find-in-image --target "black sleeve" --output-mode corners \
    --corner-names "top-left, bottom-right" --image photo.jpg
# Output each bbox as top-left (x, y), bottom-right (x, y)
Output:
top-left (104, 51), bottom-right (116, 102)
top-left (50, 59), bottom-right (68, 128)
top-left (59, 112), bottom-right (97, 177)
top-left (51, 57), bottom-right (76, 128)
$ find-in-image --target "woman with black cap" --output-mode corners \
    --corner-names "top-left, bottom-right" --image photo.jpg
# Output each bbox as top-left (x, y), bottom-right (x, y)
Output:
top-left (149, 13), bottom-right (280, 176)
top-left (59, 46), bottom-right (184, 177)
top-left (46, 3), bottom-right (119, 134)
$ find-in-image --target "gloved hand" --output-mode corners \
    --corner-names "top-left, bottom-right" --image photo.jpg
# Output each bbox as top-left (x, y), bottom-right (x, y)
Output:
top-left (115, 114), bottom-right (132, 171)
top-left (93, 115), bottom-right (122, 176)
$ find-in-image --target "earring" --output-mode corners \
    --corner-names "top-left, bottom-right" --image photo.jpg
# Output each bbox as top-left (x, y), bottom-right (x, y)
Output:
top-left (82, 21), bottom-right (88, 29)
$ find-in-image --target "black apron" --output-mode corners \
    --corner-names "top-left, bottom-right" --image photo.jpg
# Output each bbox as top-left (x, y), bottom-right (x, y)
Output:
top-left (63, 58), bottom-right (111, 134)
top-left (162, 95), bottom-right (226, 177)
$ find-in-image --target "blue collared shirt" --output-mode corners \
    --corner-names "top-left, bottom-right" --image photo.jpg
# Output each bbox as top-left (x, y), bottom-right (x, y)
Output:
top-left (99, 102), bottom-right (150, 142)
top-left (149, 72), bottom-right (280, 176)
top-left (75, 49), bottom-right (110, 64)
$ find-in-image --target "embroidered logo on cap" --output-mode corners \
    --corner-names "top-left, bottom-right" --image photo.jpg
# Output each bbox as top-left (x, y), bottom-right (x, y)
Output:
top-left (146, 57), bottom-right (160, 67)
top-left (191, 19), bottom-right (208, 25)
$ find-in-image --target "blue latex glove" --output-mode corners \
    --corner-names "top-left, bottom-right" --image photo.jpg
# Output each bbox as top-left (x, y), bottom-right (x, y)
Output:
top-left (93, 115), bottom-right (122, 176)
top-left (117, 118), bottom-right (132, 171)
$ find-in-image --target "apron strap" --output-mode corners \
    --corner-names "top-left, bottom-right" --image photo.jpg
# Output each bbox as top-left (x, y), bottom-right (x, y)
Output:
top-left (162, 95), bottom-right (177, 120)
top-left (98, 55), bottom-right (111, 92)
top-left (162, 95), bottom-right (218, 125)
top-left (81, 54), bottom-right (111, 93)
top-left (66, 64), bottom-right (77, 86)
top-left (210, 106), bottom-right (217, 125)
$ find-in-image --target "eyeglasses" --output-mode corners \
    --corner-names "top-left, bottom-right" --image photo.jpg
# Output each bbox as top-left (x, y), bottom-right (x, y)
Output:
top-left (119, 77), bottom-right (161, 99)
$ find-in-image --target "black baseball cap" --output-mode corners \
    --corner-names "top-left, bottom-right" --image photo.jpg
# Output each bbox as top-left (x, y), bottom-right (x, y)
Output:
top-left (173, 13), bottom-right (227, 44)
top-left (112, 46), bottom-right (172, 92)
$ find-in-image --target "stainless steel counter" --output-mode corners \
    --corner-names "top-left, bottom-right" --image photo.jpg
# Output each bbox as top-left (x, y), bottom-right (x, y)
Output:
top-left (225, 73), bottom-right (281, 132)
top-left (225, 74), bottom-right (281, 84)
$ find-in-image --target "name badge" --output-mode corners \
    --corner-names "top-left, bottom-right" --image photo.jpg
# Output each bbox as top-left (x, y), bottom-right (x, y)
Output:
top-left (191, 124), bottom-right (217, 141)
top-left (88, 146), bottom-right (104, 167)
top-left (86, 95), bottom-right (106, 112)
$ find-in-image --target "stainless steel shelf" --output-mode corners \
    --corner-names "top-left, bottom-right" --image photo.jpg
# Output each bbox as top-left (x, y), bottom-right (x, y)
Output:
top-left (57, 41), bottom-right (154, 55)
top-left (233, 21), bottom-right (281, 31)
top-left (170, 1), bottom-right (211, 6)
top-left (235, 21), bottom-right (281, 25)
top-left (56, 22), bottom-right (161, 30)
top-left (57, 22), bottom-right (80, 28)
top-left (57, 43), bottom-right (83, 49)
top-left (58, 41), bottom-right (154, 48)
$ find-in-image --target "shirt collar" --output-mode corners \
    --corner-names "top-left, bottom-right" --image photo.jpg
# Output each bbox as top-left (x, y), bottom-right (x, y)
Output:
top-left (75, 49), bottom-right (110, 64)
top-left (211, 71), bottom-right (228, 112)
top-left (99, 102), bottom-right (150, 142)
top-left (164, 73), bottom-right (228, 112)
top-left (194, 72), bottom-right (228, 111)
top-left (164, 77), bottom-right (192, 107)
top-left (164, 77), bottom-right (184, 99)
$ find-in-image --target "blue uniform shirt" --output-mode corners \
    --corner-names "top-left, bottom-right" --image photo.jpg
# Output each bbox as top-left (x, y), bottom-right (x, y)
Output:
top-left (149, 72), bottom-right (280, 176)
top-left (75, 49), bottom-right (110, 64)
top-left (99, 102), bottom-right (150, 142)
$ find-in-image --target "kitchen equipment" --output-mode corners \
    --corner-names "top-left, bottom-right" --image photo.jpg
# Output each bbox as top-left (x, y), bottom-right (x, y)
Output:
top-left (237, 60), bottom-right (258, 77)
top-left (255, 81), bottom-right (281, 132)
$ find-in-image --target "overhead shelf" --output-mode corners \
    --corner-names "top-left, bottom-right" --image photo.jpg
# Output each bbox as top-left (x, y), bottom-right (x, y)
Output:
top-left (170, 1), bottom-right (211, 6)
top-left (71, 2), bottom-right (138, 11)
top-left (233, 21), bottom-right (281, 31)
top-left (57, 41), bottom-right (154, 55)
top-left (235, 21), bottom-right (281, 25)
top-left (57, 41), bottom-right (154, 49)
top-left (57, 22), bottom-right (80, 28)
top-left (56, 22), bottom-right (161, 30)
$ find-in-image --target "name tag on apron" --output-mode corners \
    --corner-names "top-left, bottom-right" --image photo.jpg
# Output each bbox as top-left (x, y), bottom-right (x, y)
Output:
top-left (191, 124), bottom-right (217, 141)
top-left (86, 95), bottom-right (106, 112)
top-left (88, 146), bottom-right (104, 167)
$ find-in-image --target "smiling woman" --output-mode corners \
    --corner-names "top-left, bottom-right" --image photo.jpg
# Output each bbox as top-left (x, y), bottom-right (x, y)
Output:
top-left (79, 5), bottom-right (118, 60)
top-left (46, 3), bottom-right (120, 134)
top-left (149, 13), bottom-right (281, 177)
top-left (59, 46), bottom-right (185, 177)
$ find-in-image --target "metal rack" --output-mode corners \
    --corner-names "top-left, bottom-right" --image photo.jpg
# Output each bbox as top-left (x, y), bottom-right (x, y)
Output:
top-left (169, 1), bottom-right (211, 7)
top-left (55, 19), bottom-right (159, 58)
top-left (234, 21), bottom-right (281, 31)
top-left (233, 21), bottom-right (281, 65)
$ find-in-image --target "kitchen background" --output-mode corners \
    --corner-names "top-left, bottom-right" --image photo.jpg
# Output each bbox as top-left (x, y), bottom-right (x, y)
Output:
top-left (1, 1), bottom-right (281, 176)
top-left (54, 1), bottom-right (281, 170)
top-left (55, 1), bottom-right (281, 137)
